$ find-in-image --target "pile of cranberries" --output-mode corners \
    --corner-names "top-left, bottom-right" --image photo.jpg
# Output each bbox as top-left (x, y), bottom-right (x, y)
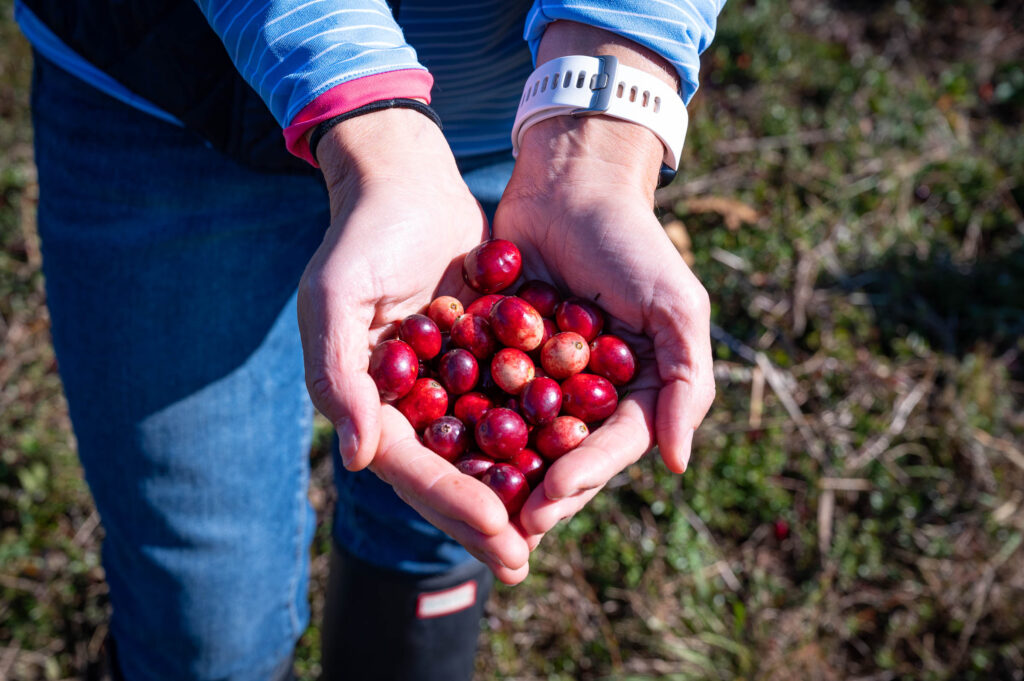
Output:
top-left (367, 239), bottom-right (637, 516)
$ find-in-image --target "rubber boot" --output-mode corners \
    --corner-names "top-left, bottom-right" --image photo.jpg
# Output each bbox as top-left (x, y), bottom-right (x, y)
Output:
top-left (320, 544), bottom-right (493, 681)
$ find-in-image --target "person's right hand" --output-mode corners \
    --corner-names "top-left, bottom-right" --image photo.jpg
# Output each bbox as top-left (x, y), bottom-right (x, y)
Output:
top-left (297, 108), bottom-right (530, 583)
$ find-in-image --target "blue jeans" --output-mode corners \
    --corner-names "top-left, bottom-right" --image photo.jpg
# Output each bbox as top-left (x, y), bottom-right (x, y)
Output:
top-left (31, 55), bottom-right (514, 681)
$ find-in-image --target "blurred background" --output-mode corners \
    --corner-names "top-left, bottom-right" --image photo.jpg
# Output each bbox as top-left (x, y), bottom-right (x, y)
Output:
top-left (2, 0), bottom-right (1022, 679)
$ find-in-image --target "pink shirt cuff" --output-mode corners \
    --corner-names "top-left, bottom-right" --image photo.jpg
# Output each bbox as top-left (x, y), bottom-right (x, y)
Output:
top-left (284, 69), bottom-right (435, 167)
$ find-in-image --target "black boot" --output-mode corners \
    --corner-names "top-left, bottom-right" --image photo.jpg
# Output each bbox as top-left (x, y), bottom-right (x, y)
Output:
top-left (320, 544), bottom-right (493, 681)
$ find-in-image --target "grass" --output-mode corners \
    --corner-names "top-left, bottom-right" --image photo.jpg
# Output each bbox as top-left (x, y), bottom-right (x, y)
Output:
top-left (3, 0), bottom-right (1024, 679)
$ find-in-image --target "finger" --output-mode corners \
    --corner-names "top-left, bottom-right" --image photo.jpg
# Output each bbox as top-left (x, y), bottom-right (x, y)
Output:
top-left (404, 499), bottom-right (531, 585)
top-left (373, 406), bottom-right (531, 581)
top-left (540, 389), bottom-right (656, 501)
top-left (298, 265), bottom-right (382, 471)
top-left (518, 482), bottom-right (602, 536)
top-left (373, 406), bottom-right (511, 538)
top-left (648, 275), bottom-right (716, 473)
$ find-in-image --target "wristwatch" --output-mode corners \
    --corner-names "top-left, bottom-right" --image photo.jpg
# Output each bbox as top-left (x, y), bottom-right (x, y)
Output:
top-left (511, 55), bottom-right (688, 187)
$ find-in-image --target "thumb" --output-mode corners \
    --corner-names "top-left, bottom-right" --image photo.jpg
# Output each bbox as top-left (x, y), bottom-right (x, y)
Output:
top-left (298, 276), bottom-right (382, 472)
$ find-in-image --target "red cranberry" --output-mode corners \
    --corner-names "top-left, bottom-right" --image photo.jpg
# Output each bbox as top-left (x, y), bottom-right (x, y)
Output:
top-left (516, 280), bottom-right (561, 318)
top-left (540, 332), bottom-right (590, 380)
top-left (588, 335), bottom-right (637, 386)
top-left (509, 448), bottom-right (546, 488)
top-left (519, 377), bottom-right (562, 426)
top-left (489, 296), bottom-right (545, 352)
top-left (368, 339), bottom-right (419, 401)
top-left (480, 463), bottom-right (530, 514)
top-left (490, 347), bottom-right (535, 395)
top-left (453, 392), bottom-right (493, 429)
top-left (774, 519), bottom-right (790, 541)
top-left (454, 452), bottom-right (495, 479)
top-left (535, 416), bottom-right (589, 460)
top-left (427, 296), bottom-right (463, 333)
top-left (465, 294), bottom-right (505, 318)
top-left (395, 378), bottom-right (448, 431)
top-left (437, 348), bottom-right (479, 395)
top-left (462, 239), bottom-right (522, 294)
top-left (449, 314), bottom-right (498, 360)
top-left (474, 407), bottom-right (528, 460)
top-left (399, 314), bottom-right (442, 360)
top-left (561, 373), bottom-right (618, 423)
top-left (422, 416), bottom-right (469, 461)
top-left (555, 297), bottom-right (604, 342)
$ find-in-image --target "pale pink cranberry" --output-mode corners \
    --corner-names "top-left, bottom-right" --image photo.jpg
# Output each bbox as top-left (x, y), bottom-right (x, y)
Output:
top-left (427, 296), bottom-right (463, 333)
top-left (490, 347), bottom-right (535, 395)
top-left (540, 332), bottom-right (590, 380)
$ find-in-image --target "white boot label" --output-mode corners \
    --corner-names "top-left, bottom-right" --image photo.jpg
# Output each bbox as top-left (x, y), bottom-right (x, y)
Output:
top-left (416, 580), bottom-right (478, 619)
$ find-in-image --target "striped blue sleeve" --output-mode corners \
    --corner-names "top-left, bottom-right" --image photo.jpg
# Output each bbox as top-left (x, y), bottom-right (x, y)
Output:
top-left (195, 0), bottom-right (428, 127)
top-left (523, 0), bottom-right (727, 104)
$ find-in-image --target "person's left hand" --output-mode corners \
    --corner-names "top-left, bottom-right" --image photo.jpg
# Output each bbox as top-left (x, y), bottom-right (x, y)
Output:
top-left (492, 114), bottom-right (716, 545)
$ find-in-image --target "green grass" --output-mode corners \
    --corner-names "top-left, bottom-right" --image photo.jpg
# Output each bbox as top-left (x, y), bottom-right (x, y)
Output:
top-left (3, 0), bottom-right (1023, 679)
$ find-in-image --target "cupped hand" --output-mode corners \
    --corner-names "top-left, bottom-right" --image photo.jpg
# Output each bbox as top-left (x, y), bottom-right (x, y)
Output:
top-left (494, 116), bottom-right (716, 539)
top-left (296, 108), bottom-right (530, 580)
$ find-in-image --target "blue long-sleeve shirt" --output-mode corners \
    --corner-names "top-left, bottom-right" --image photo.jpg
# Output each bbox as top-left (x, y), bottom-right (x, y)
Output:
top-left (17, 0), bottom-right (725, 161)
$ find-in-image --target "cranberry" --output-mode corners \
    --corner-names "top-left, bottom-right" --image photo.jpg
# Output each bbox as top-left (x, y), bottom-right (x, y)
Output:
top-left (561, 373), bottom-right (618, 422)
top-left (368, 339), bottom-right (419, 401)
top-left (474, 407), bottom-right (528, 460)
top-left (489, 296), bottom-right (545, 352)
top-left (774, 519), bottom-right (790, 541)
top-left (519, 377), bottom-right (562, 426)
top-left (490, 347), bottom-right (535, 395)
top-left (395, 378), bottom-right (448, 431)
top-left (449, 314), bottom-right (498, 360)
top-left (454, 452), bottom-right (495, 479)
top-left (534, 416), bottom-right (589, 460)
top-left (540, 332), bottom-right (590, 379)
top-left (453, 392), bottom-right (493, 428)
top-left (588, 334), bottom-right (637, 386)
top-left (465, 294), bottom-right (505, 318)
top-left (509, 448), bottom-right (546, 488)
top-left (422, 416), bottom-right (469, 461)
top-left (462, 239), bottom-right (522, 294)
top-left (555, 297), bottom-right (604, 342)
top-left (437, 348), bottom-right (479, 395)
top-left (427, 296), bottom-right (463, 333)
top-left (480, 463), bottom-right (530, 514)
top-left (399, 314), bottom-right (442, 360)
top-left (516, 280), bottom-right (561, 318)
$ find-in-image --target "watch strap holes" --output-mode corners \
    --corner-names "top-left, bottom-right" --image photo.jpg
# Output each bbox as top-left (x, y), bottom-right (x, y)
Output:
top-left (653, 96), bottom-right (661, 113)
top-left (629, 85), bottom-right (638, 103)
top-left (642, 90), bottom-right (651, 107)
top-left (532, 80), bottom-right (540, 96)
top-left (551, 72), bottom-right (560, 89)
top-left (576, 71), bottom-right (587, 88)
top-left (563, 71), bottom-right (573, 88)
top-left (540, 76), bottom-right (549, 92)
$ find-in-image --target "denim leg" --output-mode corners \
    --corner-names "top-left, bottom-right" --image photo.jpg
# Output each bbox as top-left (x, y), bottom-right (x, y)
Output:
top-left (32, 56), bottom-right (326, 681)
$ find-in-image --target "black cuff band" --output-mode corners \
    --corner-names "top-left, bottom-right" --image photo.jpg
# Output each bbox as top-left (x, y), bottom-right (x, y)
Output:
top-left (309, 98), bottom-right (443, 164)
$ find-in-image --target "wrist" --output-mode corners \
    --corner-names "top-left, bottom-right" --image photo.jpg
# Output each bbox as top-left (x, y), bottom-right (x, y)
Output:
top-left (315, 107), bottom-right (457, 200)
top-left (514, 114), bottom-right (664, 200)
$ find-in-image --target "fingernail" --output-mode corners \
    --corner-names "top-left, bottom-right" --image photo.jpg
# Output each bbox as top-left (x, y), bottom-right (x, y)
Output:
top-left (336, 417), bottom-right (359, 467)
top-left (680, 428), bottom-right (695, 472)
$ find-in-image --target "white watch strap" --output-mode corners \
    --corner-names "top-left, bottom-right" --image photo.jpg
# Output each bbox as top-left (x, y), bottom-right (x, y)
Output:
top-left (511, 55), bottom-right (688, 170)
